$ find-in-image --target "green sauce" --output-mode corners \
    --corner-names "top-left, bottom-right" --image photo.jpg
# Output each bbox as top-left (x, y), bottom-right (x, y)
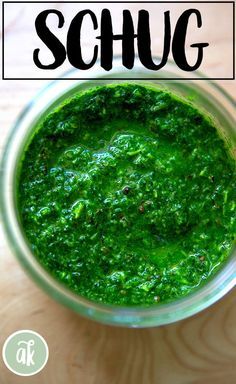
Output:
top-left (18, 84), bottom-right (236, 305)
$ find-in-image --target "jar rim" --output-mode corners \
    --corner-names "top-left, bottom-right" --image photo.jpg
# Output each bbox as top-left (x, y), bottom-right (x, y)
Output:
top-left (1, 58), bottom-right (235, 327)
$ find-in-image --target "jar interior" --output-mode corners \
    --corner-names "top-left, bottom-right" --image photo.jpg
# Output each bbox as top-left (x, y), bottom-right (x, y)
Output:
top-left (2, 67), bottom-right (235, 326)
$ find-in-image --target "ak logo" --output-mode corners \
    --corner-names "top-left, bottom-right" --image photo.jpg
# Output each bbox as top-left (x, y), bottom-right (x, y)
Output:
top-left (2, 330), bottom-right (49, 376)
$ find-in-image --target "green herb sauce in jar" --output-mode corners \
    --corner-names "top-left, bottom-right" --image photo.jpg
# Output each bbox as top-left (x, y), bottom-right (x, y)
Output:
top-left (18, 84), bottom-right (236, 305)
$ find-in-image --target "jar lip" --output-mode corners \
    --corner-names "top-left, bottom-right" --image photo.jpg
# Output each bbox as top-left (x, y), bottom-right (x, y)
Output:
top-left (42, 56), bottom-right (235, 104)
top-left (1, 58), bottom-right (235, 327)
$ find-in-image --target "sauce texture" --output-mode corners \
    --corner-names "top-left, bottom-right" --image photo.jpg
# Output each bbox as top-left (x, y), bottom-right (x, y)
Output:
top-left (18, 84), bottom-right (236, 305)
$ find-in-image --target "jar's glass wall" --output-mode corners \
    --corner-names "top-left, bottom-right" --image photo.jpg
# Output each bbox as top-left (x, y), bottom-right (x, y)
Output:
top-left (1, 60), bottom-right (235, 327)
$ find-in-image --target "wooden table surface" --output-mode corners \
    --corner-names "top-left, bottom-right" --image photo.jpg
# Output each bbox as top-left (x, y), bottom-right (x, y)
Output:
top-left (0, 2), bottom-right (235, 383)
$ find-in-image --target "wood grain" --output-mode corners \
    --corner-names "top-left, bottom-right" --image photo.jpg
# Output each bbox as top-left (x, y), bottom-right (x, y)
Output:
top-left (0, 1), bottom-right (235, 383)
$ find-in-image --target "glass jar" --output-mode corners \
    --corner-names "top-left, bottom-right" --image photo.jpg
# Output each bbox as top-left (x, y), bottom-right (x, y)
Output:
top-left (1, 59), bottom-right (235, 327)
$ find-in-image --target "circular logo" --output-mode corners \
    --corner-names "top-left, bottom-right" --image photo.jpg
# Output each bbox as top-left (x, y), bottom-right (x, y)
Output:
top-left (2, 330), bottom-right (49, 376)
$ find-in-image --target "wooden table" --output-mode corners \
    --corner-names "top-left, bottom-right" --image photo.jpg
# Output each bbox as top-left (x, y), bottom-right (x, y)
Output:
top-left (0, 2), bottom-right (235, 383)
